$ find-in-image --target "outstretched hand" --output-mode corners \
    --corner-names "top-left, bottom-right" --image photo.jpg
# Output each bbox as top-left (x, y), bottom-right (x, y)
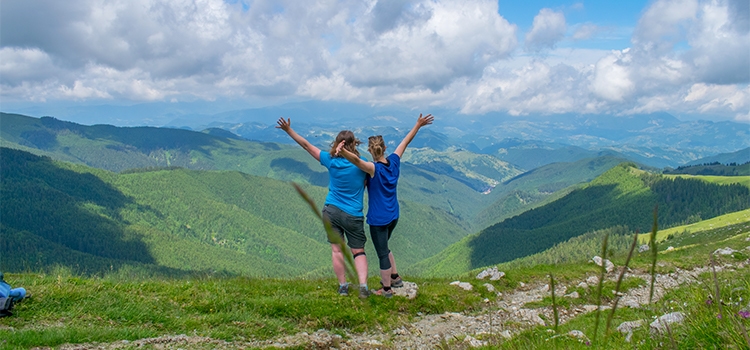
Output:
top-left (416, 113), bottom-right (434, 128)
top-left (334, 140), bottom-right (346, 156)
top-left (275, 117), bottom-right (291, 132)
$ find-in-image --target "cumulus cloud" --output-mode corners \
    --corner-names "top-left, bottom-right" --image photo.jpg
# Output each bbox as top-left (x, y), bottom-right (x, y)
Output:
top-left (0, 0), bottom-right (748, 121)
top-left (524, 8), bottom-right (567, 51)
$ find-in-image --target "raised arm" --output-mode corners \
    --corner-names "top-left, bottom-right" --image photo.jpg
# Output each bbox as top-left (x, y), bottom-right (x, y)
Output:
top-left (394, 113), bottom-right (434, 157)
top-left (335, 141), bottom-right (375, 177)
top-left (276, 117), bottom-right (321, 161)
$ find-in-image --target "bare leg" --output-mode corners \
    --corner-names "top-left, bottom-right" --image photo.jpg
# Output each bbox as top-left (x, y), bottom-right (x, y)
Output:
top-left (351, 247), bottom-right (369, 285)
top-left (331, 244), bottom-right (346, 284)
top-left (380, 269), bottom-right (391, 287)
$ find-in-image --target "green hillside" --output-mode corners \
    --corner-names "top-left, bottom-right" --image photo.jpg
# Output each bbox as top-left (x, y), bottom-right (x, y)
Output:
top-left (474, 155), bottom-right (630, 229)
top-left (3, 200), bottom-right (748, 349)
top-left (0, 147), bottom-right (470, 276)
top-left (415, 164), bottom-right (750, 276)
top-left (663, 161), bottom-right (750, 176)
top-left (0, 113), bottom-right (499, 232)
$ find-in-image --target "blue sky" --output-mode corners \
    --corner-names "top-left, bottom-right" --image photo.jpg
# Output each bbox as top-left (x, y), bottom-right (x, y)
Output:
top-left (0, 0), bottom-right (748, 124)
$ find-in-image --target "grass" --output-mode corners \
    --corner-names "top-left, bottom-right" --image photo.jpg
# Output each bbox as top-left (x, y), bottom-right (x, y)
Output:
top-left (641, 208), bottom-right (750, 242)
top-left (2, 210), bottom-right (750, 349)
top-left (3, 221), bottom-right (748, 349)
top-left (0, 273), bottom-right (485, 349)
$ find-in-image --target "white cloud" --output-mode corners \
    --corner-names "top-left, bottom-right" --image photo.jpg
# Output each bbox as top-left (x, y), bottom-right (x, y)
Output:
top-left (0, 0), bottom-right (748, 121)
top-left (572, 23), bottom-right (600, 40)
top-left (525, 8), bottom-right (567, 51)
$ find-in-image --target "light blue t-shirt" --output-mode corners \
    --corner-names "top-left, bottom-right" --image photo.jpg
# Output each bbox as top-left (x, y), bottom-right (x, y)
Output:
top-left (366, 153), bottom-right (400, 226)
top-left (320, 151), bottom-right (367, 217)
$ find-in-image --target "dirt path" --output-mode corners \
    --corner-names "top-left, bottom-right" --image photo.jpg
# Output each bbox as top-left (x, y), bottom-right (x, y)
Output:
top-left (56, 259), bottom-right (748, 350)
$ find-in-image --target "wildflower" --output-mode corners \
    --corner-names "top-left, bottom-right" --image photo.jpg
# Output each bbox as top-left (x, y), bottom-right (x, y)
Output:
top-left (739, 310), bottom-right (750, 319)
top-left (706, 299), bottom-right (713, 305)
top-left (717, 314), bottom-right (722, 319)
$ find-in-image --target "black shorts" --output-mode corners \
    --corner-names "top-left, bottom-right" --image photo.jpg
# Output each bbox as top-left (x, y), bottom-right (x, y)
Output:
top-left (322, 204), bottom-right (366, 249)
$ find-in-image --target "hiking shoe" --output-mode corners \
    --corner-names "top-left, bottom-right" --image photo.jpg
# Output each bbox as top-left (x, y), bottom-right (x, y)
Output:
top-left (392, 277), bottom-right (404, 288)
top-left (373, 288), bottom-right (393, 299)
top-left (359, 285), bottom-right (371, 299)
top-left (337, 283), bottom-right (349, 296)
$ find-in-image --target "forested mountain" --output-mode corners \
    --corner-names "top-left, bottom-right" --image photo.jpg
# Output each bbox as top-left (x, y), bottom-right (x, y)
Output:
top-left (411, 164), bottom-right (750, 276)
top-left (0, 147), bottom-right (470, 276)
top-left (0, 113), bottom-right (517, 228)
top-left (663, 162), bottom-right (750, 176)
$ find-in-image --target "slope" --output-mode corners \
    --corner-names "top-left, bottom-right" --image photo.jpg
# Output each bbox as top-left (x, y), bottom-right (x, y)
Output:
top-left (0, 147), bottom-right (470, 276)
top-left (412, 164), bottom-right (750, 276)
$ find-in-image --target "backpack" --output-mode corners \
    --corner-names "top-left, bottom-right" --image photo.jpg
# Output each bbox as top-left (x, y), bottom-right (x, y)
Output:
top-left (0, 272), bottom-right (14, 317)
top-left (0, 297), bottom-right (13, 317)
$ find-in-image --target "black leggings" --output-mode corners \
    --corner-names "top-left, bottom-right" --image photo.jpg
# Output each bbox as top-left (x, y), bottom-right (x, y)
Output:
top-left (369, 219), bottom-right (398, 270)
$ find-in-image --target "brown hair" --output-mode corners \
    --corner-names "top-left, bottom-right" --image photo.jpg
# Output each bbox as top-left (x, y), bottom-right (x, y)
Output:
top-left (330, 130), bottom-right (361, 157)
top-left (367, 135), bottom-right (385, 160)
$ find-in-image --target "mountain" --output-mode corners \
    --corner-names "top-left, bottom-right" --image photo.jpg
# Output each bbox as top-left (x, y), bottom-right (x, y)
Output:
top-left (684, 147), bottom-right (750, 166)
top-left (0, 147), bottom-right (471, 276)
top-left (0, 112), bottom-right (521, 229)
top-left (411, 164), bottom-right (750, 276)
top-left (473, 155), bottom-right (632, 229)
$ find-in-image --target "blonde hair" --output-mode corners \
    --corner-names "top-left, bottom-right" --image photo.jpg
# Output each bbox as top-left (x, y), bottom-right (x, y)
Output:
top-left (330, 130), bottom-right (361, 157)
top-left (367, 135), bottom-right (385, 160)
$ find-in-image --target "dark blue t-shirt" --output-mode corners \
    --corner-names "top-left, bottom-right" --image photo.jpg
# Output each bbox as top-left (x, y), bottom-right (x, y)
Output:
top-left (366, 153), bottom-right (400, 226)
top-left (320, 151), bottom-right (367, 217)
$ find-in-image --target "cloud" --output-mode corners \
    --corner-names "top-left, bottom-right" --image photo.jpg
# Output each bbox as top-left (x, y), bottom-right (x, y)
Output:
top-left (0, 0), bottom-right (748, 122)
top-left (524, 8), bottom-right (567, 51)
top-left (572, 23), bottom-right (600, 40)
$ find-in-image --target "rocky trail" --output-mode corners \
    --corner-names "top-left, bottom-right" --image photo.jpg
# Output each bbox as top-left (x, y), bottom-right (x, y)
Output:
top-left (56, 250), bottom-right (750, 350)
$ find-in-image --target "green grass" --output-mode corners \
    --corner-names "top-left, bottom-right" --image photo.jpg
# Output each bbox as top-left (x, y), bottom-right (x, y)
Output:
top-left (0, 273), bottom-right (485, 349)
top-left (2, 211), bottom-right (749, 349)
top-left (640, 208), bottom-right (750, 242)
top-left (663, 174), bottom-right (750, 187)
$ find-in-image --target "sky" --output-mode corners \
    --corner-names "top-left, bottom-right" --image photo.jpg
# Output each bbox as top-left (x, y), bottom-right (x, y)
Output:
top-left (1, 0), bottom-right (749, 123)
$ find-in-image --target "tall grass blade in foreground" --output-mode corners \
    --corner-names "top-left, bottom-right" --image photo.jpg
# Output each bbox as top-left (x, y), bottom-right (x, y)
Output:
top-left (648, 205), bottom-right (659, 305)
top-left (550, 273), bottom-right (559, 332)
top-left (293, 183), bottom-right (358, 283)
top-left (605, 230), bottom-right (639, 337)
top-left (592, 233), bottom-right (609, 343)
top-left (709, 254), bottom-right (724, 320)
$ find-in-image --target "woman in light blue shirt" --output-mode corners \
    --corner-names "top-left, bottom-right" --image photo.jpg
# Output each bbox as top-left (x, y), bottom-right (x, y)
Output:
top-left (277, 117), bottom-right (372, 298)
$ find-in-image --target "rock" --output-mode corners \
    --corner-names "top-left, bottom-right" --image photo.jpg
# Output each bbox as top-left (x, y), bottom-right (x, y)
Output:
top-left (500, 330), bottom-right (512, 339)
top-left (513, 308), bottom-right (545, 326)
top-left (638, 244), bottom-right (650, 253)
top-left (577, 282), bottom-right (589, 289)
top-left (617, 320), bottom-right (644, 334)
top-left (393, 281), bottom-right (419, 299)
top-left (450, 281), bottom-right (473, 291)
top-left (592, 256), bottom-right (615, 273)
top-left (483, 283), bottom-right (495, 293)
top-left (564, 291), bottom-right (580, 299)
top-left (665, 246), bottom-right (675, 252)
top-left (714, 247), bottom-right (737, 256)
top-left (476, 266), bottom-right (506, 280)
top-left (463, 335), bottom-right (486, 347)
top-left (519, 282), bottom-right (526, 288)
top-left (567, 330), bottom-right (590, 343)
top-left (586, 276), bottom-right (599, 286)
top-left (650, 312), bottom-right (685, 333)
